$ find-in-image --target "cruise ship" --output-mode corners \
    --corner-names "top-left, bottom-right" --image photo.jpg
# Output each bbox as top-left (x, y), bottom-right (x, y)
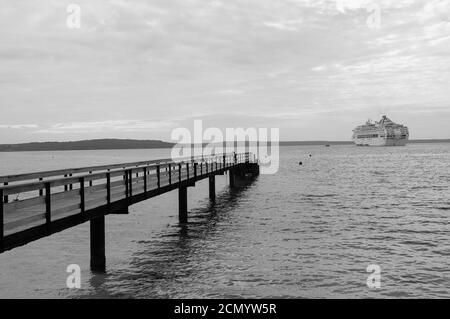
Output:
top-left (352, 115), bottom-right (409, 146)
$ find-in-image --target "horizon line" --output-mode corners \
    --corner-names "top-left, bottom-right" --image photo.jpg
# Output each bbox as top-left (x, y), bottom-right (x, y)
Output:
top-left (1, 137), bottom-right (450, 146)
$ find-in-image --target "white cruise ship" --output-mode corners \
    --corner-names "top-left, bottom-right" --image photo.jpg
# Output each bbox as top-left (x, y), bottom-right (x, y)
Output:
top-left (352, 115), bottom-right (409, 146)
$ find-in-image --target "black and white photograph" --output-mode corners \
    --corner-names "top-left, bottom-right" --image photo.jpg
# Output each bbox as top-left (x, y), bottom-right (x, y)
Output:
top-left (0, 0), bottom-right (449, 306)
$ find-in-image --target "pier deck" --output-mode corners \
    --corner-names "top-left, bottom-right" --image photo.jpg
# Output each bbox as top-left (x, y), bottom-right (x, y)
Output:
top-left (0, 152), bottom-right (259, 270)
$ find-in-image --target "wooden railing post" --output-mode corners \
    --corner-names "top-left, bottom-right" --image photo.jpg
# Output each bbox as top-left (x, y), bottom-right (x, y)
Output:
top-left (194, 163), bottom-right (198, 179)
top-left (79, 177), bottom-right (85, 216)
top-left (106, 172), bottom-right (111, 209)
top-left (169, 164), bottom-right (172, 185)
top-left (89, 171), bottom-right (93, 187)
top-left (2, 183), bottom-right (7, 203)
top-left (128, 170), bottom-right (133, 197)
top-left (0, 188), bottom-right (4, 252)
top-left (39, 178), bottom-right (43, 196)
top-left (178, 163), bottom-right (182, 183)
top-left (157, 165), bottom-right (161, 189)
top-left (45, 183), bottom-right (51, 234)
top-left (186, 163), bottom-right (189, 180)
top-left (125, 171), bottom-right (129, 198)
top-left (143, 167), bottom-right (147, 193)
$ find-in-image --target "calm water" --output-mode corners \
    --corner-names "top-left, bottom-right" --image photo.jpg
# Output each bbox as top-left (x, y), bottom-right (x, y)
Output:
top-left (0, 144), bottom-right (449, 298)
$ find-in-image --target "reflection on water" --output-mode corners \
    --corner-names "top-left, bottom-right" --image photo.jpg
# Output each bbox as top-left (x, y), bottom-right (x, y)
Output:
top-left (0, 144), bottom-right (449, 298)
top-left (81, 185), bottom-right (254, 299)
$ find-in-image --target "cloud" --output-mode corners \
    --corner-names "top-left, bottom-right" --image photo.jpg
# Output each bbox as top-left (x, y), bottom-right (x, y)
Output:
top-left (262, 19), bottom-right (303, 31)
top-left (215, 89), bottom-right (245, 95)
top-left (311, 65), bottom-right (328, 72)
top-left (0, 124), bottom-right (39, 129)
top-left (417, 0), bottom-right (450, 22)
top-left (33, 120), bottom-right (177, 134)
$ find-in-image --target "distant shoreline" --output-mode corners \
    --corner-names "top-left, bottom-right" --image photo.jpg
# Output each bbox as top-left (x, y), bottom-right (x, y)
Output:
top-left (0, 138), bottom-right (449, 152)
top-left (279, 139), bottom-right (450, 146)
top-left (0, 139), bottom-right (175, 152)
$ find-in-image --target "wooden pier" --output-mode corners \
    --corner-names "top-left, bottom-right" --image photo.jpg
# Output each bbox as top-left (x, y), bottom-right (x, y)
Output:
top-left (0, 152), bottom-right (259, 271)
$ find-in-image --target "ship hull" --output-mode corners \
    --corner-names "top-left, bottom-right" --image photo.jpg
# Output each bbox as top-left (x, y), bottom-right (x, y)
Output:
top-left (353, 137), bottom-right (408, 146)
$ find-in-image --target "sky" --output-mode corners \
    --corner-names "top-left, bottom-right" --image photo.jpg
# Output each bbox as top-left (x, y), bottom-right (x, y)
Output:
top-left (0, 0), bottom-right (449, 143)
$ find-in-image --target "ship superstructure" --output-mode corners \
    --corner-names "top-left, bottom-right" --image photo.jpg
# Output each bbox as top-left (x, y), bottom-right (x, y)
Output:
top-left (352, 115), bottom-right (409, 146)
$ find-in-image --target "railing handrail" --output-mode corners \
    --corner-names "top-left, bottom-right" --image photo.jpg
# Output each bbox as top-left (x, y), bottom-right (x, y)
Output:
top-left (0, 152), bottom-right (251, 193)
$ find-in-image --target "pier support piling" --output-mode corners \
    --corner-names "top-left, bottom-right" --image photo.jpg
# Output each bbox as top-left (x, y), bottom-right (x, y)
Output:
top-left (209, 175), bottom-right (215, 202)
top-left (229, 169), bottom-right (235, 188)
top-left (90, 215), bottom-right (106, 272)
top-left (179, 186), bottom-right (188, 224)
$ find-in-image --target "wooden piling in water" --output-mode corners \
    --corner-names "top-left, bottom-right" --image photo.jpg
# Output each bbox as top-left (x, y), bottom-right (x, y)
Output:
top-left (229, 169), bottom-right (235, 188)
top-left (90, 215), bottom-right (106, 272)
top-left (209, 175), bottom-right (215, 202)
top-left (179, 186), bottom-right (188, 224)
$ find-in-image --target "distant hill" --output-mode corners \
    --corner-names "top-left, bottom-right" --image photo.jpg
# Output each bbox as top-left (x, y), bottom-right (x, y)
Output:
top-left (0, 138), bottom-right (448, 152)
top-left (0, 139), bottom-right (175, 152)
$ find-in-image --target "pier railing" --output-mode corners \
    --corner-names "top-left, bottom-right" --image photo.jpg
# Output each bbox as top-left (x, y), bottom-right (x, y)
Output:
top-left (0, 152), bottom-right (256, 256)
top-left (0, 152), bottom-right (254, 185)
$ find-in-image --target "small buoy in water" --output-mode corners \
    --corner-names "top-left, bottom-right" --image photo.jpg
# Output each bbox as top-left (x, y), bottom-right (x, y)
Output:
top-left (299, 161), bottom-right (303, 165)
top-left (309, 154), bottom-right (312, 157)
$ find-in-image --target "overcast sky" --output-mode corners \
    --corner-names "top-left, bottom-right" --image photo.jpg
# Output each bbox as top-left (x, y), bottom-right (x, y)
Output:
top-left (0, 0), bottom-right (449, 143)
